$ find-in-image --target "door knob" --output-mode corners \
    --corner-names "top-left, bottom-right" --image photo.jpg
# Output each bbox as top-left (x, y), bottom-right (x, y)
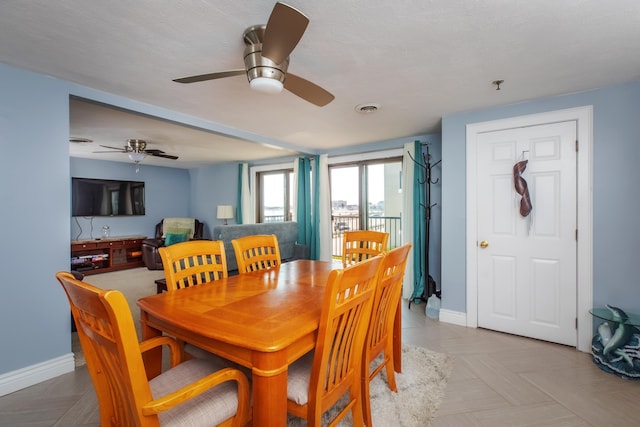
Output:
top-left (479, 240), bottom-right (489, 249)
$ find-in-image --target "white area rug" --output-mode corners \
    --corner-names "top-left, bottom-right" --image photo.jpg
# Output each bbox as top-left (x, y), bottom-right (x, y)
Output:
top-left (287, 345), bottom-right (453, 427)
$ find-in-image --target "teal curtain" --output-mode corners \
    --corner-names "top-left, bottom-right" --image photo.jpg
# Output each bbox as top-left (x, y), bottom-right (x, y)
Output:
top-left (410, 141), bottom-right (427, 302)
top-left (294, 156), bottom-right (322, 260)
top-left (296, 157), bottom-right (312, 250)
top-left (236, 163), bottom-right (244, 224)
top-left (310, 156), bottom-right (321, 260)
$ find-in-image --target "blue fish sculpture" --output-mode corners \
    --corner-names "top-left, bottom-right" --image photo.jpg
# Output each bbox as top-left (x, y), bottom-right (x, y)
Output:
top-left (603, 304), bottom-right (634, 366)
top-left (598, 321), bottom-right (612, 346)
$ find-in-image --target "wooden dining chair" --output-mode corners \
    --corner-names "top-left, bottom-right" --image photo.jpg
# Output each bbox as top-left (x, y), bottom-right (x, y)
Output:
top-left (159, 240), bottom-right (228, 291)
top-left (342, 230), bottom-right (389, 267)
top-left (159, 240), bottom-right (237, 360)
top-left (231, 234), bottom-right (281, 274)
top-left (55, 271), bottom-right (251, 427)
top-left (286, 255), bottom-right (384, 427)
top-left (362, 243), bottom-right (412, 427)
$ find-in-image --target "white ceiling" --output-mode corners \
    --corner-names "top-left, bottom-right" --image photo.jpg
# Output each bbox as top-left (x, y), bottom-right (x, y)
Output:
top-left (1, 1), bottom-right (639, 168)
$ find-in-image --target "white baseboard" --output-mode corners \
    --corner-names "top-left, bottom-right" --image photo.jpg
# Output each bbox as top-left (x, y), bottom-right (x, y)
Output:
top-left (438, 308), bottom-right (468, 327)
top-left (0, 353), bottom-right (75, 397)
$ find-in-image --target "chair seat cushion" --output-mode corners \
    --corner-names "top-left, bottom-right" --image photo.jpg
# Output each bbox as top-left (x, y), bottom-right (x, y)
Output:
top-left (287, 350), bottom-right (315, 405)
top-left (149, 358), bottom-right (240, 427)
top-left (184, 344), bottom-right (254, 382)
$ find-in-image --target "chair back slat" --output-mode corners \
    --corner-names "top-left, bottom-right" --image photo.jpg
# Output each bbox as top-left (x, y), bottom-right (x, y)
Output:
top-left (362, 243), bottom-right (412, 427)
top-left (159, 240), bottom-right (228, 291)
top-left (57, 271), bottom-right (252, 427)
top-left (367, 243), bottom-right (412, 353)
top-left (342, 230), bottom-right (389, 267)
top-left (232, 234), bottom-right (281, 274)
top-left (308, 255), bottom-right (383, 425)
top-left (56, 272), bottom-right (154, 426)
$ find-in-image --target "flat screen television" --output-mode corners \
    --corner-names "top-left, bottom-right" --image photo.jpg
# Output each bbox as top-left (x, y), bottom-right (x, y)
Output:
top-left (72, 177), bottom-right (145, 217)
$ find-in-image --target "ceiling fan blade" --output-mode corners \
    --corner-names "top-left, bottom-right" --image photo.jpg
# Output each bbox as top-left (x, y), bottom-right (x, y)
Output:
top-left (99, 144), bottom-right (126, 151)
top-left (284, 73), bottom-right (334, 107)
top-left (173, 69), bottom-right (245, 84)
top-left (262, 2), bottom-right (309, 64)
top-left (93, 150), bottom-right (126, 153)
top-left (148, 152), bottom-right (179, 160)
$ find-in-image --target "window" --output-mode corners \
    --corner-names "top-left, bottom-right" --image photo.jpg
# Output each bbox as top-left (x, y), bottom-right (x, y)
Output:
top-left (330, 158), bottom-right (402, 256)
top-left (256, 169), bottom-right (293, 223)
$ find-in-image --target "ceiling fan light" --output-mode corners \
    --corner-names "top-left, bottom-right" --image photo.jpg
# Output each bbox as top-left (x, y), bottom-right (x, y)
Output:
top-left (128, 152), bottom-right (146, 162)
top-left (250, 77), bottom-right (284, 94)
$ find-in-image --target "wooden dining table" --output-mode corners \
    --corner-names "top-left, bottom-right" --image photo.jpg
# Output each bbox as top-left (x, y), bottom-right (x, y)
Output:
top-left (137, 259), bottom-right (402, 426)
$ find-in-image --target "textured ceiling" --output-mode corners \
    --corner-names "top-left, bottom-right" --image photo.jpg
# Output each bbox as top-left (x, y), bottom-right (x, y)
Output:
top-left (1, 1), bottom-right (639, 168)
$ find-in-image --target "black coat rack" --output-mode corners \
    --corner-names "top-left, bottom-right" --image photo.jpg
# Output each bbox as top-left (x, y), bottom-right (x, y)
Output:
top-left (408, 143), bottom-right (440, 305)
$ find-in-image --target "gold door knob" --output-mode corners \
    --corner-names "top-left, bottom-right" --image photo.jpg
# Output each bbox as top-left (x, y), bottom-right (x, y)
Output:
top-left (479, 240), bottom-right (489, 249)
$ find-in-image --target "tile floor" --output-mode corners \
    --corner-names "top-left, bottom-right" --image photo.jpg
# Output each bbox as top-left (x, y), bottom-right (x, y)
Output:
top-left (2, 298), bottom-right (639, 426)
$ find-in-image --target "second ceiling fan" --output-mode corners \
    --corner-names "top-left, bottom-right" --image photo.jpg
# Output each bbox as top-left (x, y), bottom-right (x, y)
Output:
top-left (94, 139), bottom-right (178, 162)
top-left (173, 2), bottom-right (334, 107)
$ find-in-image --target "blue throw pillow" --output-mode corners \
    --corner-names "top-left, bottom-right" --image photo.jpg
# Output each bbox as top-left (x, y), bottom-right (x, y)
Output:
top-left (165, 233), bottom-right (188, 246)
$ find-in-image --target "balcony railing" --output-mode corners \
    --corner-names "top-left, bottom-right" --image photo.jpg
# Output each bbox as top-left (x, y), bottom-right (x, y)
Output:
top-left (331, 215), bottom-right (402, 258)
top-left (260, 214), bottom-right (402, 259)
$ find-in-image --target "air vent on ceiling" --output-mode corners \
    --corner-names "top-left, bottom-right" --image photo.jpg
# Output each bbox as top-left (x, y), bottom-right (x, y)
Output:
top-left (355, 103), bottom-right (380, 113)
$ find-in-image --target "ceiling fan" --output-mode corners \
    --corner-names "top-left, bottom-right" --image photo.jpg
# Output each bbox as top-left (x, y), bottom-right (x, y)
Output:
top-left (93, 139), bottom-right (179, 163)
top-left (173, 2), bottom-right (334, 107)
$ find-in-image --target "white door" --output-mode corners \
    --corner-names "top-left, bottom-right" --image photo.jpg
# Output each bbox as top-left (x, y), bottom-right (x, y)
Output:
top-left (476, 121), bottom-right (577, 346)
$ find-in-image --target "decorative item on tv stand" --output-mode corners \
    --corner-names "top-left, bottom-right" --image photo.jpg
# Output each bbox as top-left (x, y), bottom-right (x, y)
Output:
top-left (101, 225), bottom-right (110, 239)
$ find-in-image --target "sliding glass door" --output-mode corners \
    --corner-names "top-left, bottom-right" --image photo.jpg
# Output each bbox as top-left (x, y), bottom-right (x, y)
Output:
top-left (329, 159), bottom-right (402, 257)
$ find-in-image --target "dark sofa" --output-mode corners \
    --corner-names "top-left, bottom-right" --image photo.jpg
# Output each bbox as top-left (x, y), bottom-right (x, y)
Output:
top-left (141, 219), bottom-right (204, 270)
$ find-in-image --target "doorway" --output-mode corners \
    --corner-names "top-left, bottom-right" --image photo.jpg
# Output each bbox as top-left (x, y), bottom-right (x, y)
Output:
top-left (466, 106), bottom-right (593, 352)
top-left (476, 121), bottom-right (577, 346)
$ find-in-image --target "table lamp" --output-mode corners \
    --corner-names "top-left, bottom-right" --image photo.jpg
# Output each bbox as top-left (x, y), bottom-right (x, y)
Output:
top-left (217, 205), bottom-right (234, 225)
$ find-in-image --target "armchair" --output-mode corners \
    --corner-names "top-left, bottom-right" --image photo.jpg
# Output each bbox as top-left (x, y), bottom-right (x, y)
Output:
top-left (142, 218), bottom-right (204, 270)
top-left (55, 271), bottom-right (250, 427)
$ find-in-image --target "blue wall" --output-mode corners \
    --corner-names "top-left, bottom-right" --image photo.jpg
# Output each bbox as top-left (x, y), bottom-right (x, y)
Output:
top-left (6, 55), bottom-right (637, 389)
top-left (0, 61), bottom-right (290, 383)
top-left (0, 60), bottom-right (440, 386)
top-left (441, 81), bottom-right (640, 314)
top-left (70, 160), bottom-right (261, 241)
top-left (189, 163), bottom-right (240, 237)
top-left (0, 64), bottom-right (71, 374)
